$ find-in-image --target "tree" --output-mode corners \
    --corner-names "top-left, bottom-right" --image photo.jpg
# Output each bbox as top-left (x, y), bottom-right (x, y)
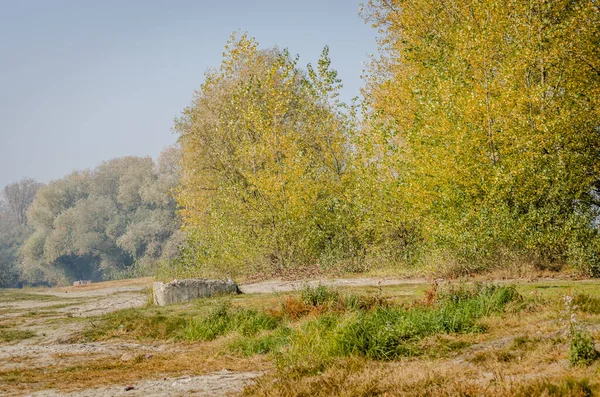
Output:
top-left (22, 148), bottom-right (182, 284)
top-left (0, 179), bottom-right (42, 287)
top-left (174, 33), bottom-right (354, 276)
top-left (362, 0), bottom-right (600, 275)
top-left (3, 178), bottom-right (42, 225)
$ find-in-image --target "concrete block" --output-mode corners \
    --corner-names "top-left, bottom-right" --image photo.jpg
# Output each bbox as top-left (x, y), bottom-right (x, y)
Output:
top-left (153, 278), bottom-right (241, 306)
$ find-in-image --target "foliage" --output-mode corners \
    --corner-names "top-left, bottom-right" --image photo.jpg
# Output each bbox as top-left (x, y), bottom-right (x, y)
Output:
top-left (0, 178), bottom-right (42, 287)
top-left (360, 0), bottom-right (600, 275)
top-left (173, 33), bottom-right (357, 277)
top-left (20, 147), bottom-right (182, 285)
top-left (3, 178), bottom-right (42, 226)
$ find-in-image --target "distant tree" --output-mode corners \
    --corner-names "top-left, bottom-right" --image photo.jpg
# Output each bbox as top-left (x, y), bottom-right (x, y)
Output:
top-left (0, 179), bottom-right (42, 287)
top-left (3, 178), bottom-right (42, 225)
top-left (22, 148), bottom-right (182, 285)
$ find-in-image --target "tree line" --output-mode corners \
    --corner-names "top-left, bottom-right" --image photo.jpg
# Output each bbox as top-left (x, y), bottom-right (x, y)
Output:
top-left (171, 0), bottom-right (599, 278)
top-left (2, 0), bottom-right (598, 286)
top-left (0, 147), bottom-right (182, 287)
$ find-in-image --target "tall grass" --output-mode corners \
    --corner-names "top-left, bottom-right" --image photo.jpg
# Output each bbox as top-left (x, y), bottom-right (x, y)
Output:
top-left (279, 284), bottom-right (523, 374)
top-left (183, 302), bottom-right (280, 341)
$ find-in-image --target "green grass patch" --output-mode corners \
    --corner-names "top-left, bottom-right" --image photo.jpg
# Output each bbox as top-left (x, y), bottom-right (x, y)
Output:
top-left (183, 302), bottom-right (281, 341)
top-left (0, 329), bottom-right (36, 343)
top-left (80, 308), bottom-right (187, 341)
top-left (228, 326), bottom-right (292, 356)
top-left (278, 284), bottom-right (524, 375)
top-left (0, 291), bottom-right (61, 302)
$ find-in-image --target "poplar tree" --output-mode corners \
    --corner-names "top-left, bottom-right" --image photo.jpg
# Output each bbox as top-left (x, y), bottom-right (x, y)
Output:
top-left (175, 34), bottom-right (353, 275)
top-left (362, 0), bottom-right (600, 274)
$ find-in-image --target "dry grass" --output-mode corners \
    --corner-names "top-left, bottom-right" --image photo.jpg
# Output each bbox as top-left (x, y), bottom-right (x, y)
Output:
top-left (0, 342), bottom-right (269, 394)
top-left (1, 277), bottom-right (598, 396)
top-left (245, 353), bottom-right (599, 396)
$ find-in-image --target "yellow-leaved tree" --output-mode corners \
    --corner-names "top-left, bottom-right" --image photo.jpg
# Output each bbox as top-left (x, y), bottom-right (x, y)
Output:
top-left (174, 34), bottom-right (356, 276)
top-left (362, 0), bottom-right (600, 275)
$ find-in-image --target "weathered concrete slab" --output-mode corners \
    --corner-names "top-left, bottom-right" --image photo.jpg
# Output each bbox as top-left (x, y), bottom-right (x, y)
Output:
top-left (153, 278), bottom-right (241, 306)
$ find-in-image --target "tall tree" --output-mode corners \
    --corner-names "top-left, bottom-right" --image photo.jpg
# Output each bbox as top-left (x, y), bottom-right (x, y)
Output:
top-left (362, 0), bottom-right (600, 274)
top-left (3, 178), bottom-right (42, 225)
top-left (22, 149), bottom-right (182, 285)
top-left (0, 179), bottom-right (42, 287)
top-left (175, 34), bottom-right (354, 276)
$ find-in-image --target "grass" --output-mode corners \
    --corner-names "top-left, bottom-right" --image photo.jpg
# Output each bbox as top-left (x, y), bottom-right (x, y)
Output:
top-left (183, 302), bottom-right (281, 341)
top-left (0, 329), bottom-right (36, 343)
top-left (0, 290), bottom-right (61, 302)
top-left (79, 307), bottom-right (188, 341)
top-left (273, 284), bottom-right (523, 375)
top-left (572, 293), bottom-right (600, 314)
top-left (2, 277), bottom-right (599, 396)
top-left (0, 344), bottom-right (269, 394)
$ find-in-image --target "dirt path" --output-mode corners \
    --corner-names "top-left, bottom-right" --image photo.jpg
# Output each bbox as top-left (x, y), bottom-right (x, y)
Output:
top-left (26, 371), bottom-right (263, 397)
top-left (239, 277), bottom-right (427, 294)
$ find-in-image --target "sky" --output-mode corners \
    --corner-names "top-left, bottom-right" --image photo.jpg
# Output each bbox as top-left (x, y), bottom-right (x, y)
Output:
top-left (0, 0), bottom-right (378, 188)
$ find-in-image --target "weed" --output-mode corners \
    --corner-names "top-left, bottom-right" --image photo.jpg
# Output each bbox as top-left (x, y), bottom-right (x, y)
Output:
top-left (562, 294), bottom-right (599, 366)
top-left (570, 331), bottom-right (598, 366)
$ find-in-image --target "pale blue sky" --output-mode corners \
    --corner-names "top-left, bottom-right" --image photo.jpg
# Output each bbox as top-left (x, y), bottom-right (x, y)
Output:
top-left (0, 0), bottom-right (377, 188)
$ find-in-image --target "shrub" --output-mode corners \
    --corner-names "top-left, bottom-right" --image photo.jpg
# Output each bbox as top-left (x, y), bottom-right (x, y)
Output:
top-left (570, 331), bottom-right (598, 367)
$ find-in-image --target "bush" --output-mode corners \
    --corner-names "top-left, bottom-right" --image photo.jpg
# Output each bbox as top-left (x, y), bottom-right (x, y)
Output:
top-left (570, 330), bottom-right (598, 367)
